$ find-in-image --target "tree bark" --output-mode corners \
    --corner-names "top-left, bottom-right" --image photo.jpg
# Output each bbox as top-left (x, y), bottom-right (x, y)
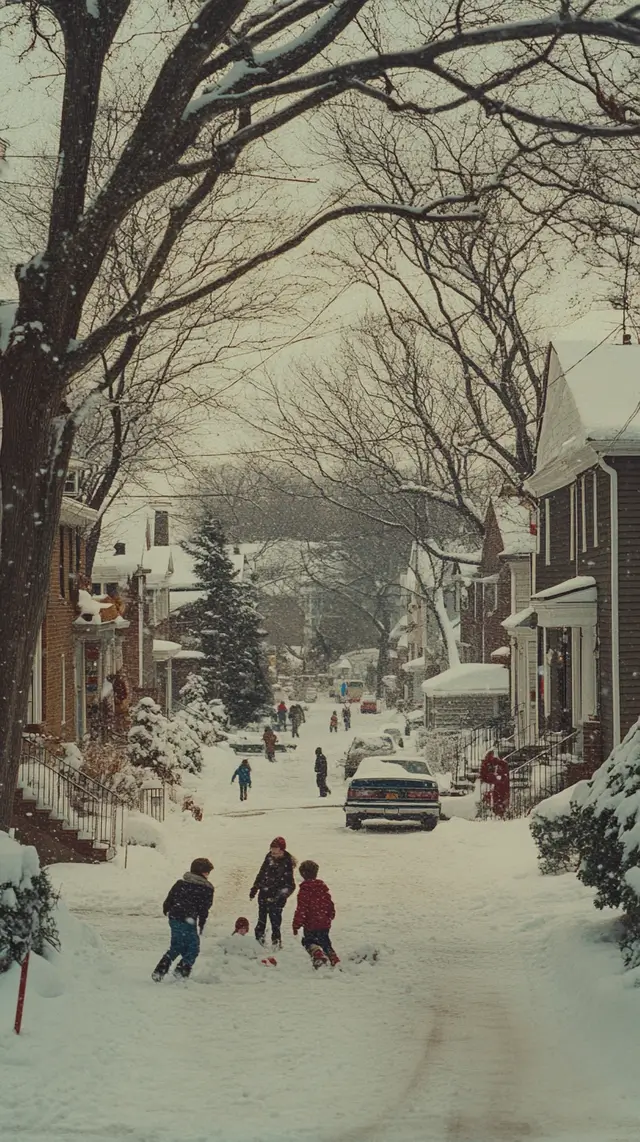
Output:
top-left (0, 349), bottom-right (70, 827)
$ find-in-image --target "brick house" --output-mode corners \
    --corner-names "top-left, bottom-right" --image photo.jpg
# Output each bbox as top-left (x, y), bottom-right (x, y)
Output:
top-left (26, 492), bottom-right (131, 743)
top-left (523, 338), bottom-right (640, 768)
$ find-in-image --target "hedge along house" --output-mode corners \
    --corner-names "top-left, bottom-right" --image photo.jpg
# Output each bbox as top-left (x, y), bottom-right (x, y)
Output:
top-left (524, 338), bottom-right (640, 770)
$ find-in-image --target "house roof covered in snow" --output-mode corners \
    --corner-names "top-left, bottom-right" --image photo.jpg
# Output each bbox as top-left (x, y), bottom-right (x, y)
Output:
top-left (527, 340), bottom-right (640, 496)
top-left (421, 663), bottom-right (509, 698)
top-left (492, 499), bottom-right (535, 557)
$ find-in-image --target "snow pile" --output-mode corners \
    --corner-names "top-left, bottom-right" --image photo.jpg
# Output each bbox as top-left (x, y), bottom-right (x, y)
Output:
top-left (76, 588), bottom-right (113, 624)
top-left (178, 672), bottom-right (228, 745)
top-left (166, 711), bottom-right (203, 774)
top-left (421, 663), bottom-right (509, 697)
top-left (0, 832), bottom-right (58, 971)
top-left (125, 811), bottom-right (164, 849)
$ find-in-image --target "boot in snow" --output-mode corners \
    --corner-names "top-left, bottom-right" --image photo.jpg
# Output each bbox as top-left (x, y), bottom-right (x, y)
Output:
top-left (152, 953), bottom-right (172, 982)
top-left (308, 944), bottom-right (328, 969)
top-left (174, 960), bottom-right (192, 979)
top-left (328, 952), bottom-right (340, 967)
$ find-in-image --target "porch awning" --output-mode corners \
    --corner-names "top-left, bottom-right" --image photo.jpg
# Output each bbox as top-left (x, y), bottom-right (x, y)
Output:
top-left (152, 639), bottom-right (182, 661)
top-left (531, 576), bottom-right (597, 628)
top-left (501, 605), bottom-right (536, 631)
top-left (402, 655), bottom-right (425, 673)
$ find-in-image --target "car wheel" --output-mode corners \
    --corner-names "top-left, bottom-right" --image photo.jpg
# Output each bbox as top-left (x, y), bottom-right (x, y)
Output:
top-left (346, 816), bottom-right (362, 830)
top-left (421, 818), bottom-right (438, 831)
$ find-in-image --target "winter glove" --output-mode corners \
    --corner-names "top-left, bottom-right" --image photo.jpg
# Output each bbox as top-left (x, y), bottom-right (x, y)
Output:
top-left (292, 926), bottom-right (299, 936)
top-left (249, 886), bottom-right (258, 900)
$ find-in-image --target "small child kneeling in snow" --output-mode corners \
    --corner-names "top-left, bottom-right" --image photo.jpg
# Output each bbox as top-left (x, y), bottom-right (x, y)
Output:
top-left (292, 860), bottom-right (339, 968)
top-left (233, 916), bottom-right (277, 965)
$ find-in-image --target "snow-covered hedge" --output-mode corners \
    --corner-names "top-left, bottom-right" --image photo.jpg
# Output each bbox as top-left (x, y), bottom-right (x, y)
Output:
top-left (530, 719), bottom-right (640, 967)
top-left (178, 673), bottom-right (228, 745)
top-left (529, 784), bottom-right (585, 875)
top-left (128, 698), bottom-right (182, 783)
top-left (167, 711), bottom-right (203, 774)
top-left (0, 833), bottom-right (59, 972)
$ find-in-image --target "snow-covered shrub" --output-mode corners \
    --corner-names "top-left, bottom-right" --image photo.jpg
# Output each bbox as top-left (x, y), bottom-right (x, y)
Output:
top-left (0, 833), bottom-right (59, 972)
top-left (178, 673), bottom-right (225, 745)
top-left (127, 698), bottom-right (180, 783)
top-left (80, 741), bottom-right (144, 808)
top-left (166, 712), bottom-right (203, 774)
top-left (529, 784), bottom-right (586, 875)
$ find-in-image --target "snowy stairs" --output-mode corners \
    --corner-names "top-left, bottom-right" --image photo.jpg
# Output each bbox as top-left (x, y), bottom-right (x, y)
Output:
top-left (12, 785), bottom-right (114, 865)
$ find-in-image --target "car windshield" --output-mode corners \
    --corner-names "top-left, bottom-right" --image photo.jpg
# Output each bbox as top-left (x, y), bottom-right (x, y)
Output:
top-left (390, 758), bottom-right (430, 775)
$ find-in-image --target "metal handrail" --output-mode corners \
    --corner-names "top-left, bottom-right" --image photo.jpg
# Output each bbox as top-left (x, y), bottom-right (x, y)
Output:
top-left (19, 736), bottom-right (126, 851)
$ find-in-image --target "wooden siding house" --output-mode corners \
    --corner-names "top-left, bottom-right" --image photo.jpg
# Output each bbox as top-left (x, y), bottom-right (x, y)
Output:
top-left (524, 338), bottom-right (640, 769)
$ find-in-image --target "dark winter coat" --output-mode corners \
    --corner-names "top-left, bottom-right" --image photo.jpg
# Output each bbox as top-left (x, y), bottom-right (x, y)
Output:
top-left (232, 763), bottom-right (252, 787)
top-left (314, 752), bottom-right (328, 778)
top-left (251, 852), bottom-right (295, 902)
top-left (163, 872), bottom-right (214, 933)
top-left (293, 878), bottom-right (335, 932)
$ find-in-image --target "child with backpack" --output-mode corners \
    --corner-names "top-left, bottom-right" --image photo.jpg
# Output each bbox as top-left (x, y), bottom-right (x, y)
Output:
top-left (152, 857), bottom-right (214, 981)
top-left (329, 710), bottom-right (339, 733)
top-left (231, 758), bottom-right (252, 801)
top-left (292, 860), bottom-right (339, 968)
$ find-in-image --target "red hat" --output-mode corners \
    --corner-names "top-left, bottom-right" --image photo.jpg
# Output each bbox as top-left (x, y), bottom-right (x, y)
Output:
top-left (271, 837), bottom-right (286, 851)
top-left (234, 916), bottom-right (250, 933)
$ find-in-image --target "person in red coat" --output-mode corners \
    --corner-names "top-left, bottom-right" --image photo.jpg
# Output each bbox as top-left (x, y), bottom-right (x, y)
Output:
top-left (480, 750), bottom-right (511, 818)
top-left (292, 860), bottom-right (339, 967)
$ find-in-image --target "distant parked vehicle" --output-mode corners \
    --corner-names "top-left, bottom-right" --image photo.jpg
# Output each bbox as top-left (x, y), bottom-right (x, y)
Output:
top-left (344, 733), bottom-right (395, 779)
top-left (344, 755), bottom-right (440, 831)
top-left (360, 695), bottom-right (378, 714)
top-left (382, 725), bottom-right (404, 746)
top-left (346, 679), bottom-right (364, 703)
top-left (305, 688), bottom-right (318, 702)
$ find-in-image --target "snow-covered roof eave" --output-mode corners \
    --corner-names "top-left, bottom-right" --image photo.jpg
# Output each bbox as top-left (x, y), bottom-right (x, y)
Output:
top-left (152, 639), bottom-right (182, 661)
top-left (59, 496), bottom-right (99, 531)
top-left (524, 443), bottom-right (598, 497)
top-left (421, 663), bottom-right (509, 698)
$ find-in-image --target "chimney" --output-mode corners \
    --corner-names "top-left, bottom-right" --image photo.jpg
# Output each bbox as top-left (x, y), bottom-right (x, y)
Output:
top-left (154, 509), bottom-right (169, 546)
top-left (114, 542), bottom-right (126, 556)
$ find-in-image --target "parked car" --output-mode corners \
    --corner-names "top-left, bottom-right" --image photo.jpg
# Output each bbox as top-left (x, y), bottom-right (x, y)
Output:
top-left (381, 725), bottom-right (404, 746)
top-left (360, 694), bottom-right (378, 714)
top-left (305, 688), bottom-right (318, 702)
top-left (344, 733), bottom-right (395, 779)
top-left (227, 732), bottom-right (297, 755)
top-left (344, 755), bottom-right (439, 831)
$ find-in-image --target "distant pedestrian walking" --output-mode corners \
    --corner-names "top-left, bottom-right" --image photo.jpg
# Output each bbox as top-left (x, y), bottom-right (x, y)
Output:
top-left (289, 703), bottom-right (304, 738)
top-left (314, 747), bottom-right (330, 797)
top-left (263, 725), bottom-right (278, 762)
top-left (231, 759), bottom-right (252, 801)
top-left (277, 701), bottom-right (288, 731)
top-left (342, 704), bottom-right (351, 731)
top-left (152, 857), bottom-right (214, 981)
top-left (329, 710), bottom-right (339, 733)
top-left (293, 859), bottom-right (339, 968)
top-left (249, 836), bottom-right (296, 949)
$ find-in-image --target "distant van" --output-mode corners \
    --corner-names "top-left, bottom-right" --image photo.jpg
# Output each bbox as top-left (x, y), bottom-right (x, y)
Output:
top-left (346, 679), bottom-right (364, 702)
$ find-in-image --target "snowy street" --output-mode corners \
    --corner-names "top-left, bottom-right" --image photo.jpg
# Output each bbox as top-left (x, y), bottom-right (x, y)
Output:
top-left (2, 702), bottom-right (640, 1142)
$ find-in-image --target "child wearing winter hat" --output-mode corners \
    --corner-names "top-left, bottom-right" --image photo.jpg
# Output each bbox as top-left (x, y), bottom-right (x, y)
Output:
top-left (152, 857), bottom-right (214, 981)
top-left (249, 837), bottom-right (296, 949)
top-left (292, 860), bottom-right (339, 968)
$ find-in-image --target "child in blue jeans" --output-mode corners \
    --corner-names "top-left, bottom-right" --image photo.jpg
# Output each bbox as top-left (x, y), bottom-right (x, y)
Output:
top-left (152, 857), bottom-right (214, 980)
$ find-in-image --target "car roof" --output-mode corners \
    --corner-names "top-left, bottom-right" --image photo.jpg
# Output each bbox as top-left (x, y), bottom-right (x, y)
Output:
top-left (354, 756), bottom-right (434, 781)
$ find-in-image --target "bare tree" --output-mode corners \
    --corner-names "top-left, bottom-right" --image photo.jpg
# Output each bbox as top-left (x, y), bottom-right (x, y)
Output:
top-left (0, 2), bottom-right (640, 822)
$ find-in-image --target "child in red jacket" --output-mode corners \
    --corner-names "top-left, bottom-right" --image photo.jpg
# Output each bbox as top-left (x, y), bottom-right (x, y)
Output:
top-left (292, 860), bottom-right (339, 967)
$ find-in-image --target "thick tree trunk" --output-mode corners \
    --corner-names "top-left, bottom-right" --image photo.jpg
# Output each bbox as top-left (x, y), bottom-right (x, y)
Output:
top-left (375, 614), bottom-right (391, 700)
top-left (0, 351), bottom-right (71, 827)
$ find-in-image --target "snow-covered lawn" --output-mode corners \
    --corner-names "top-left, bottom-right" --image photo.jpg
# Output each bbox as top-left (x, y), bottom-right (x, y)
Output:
top-left (2, 703), bottom-right (640, 1141)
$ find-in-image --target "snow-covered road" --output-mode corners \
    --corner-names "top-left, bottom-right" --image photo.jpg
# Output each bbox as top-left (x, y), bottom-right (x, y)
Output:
top-left (2, 702), bottom-right (640, 1142)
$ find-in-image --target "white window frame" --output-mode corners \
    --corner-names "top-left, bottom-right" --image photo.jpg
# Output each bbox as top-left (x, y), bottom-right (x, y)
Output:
top-left (580, 476), bottom-right (587, 553)
top-left (534, 507), bottom-right (540, 556)
top-left (593, 471), bottom-right (599, 547)
top-left (27, 627), bottom-right (43, 724)
top-left (61, 653), bottom-right (66, 726)
top-left (569, 484), bottom-right (576, 563)
top-left (544, 499), bottom-right (551, 565)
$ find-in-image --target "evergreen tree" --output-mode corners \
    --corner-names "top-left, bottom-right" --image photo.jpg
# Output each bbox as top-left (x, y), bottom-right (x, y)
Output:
top-left (182, 517), bottom-right (272, 726)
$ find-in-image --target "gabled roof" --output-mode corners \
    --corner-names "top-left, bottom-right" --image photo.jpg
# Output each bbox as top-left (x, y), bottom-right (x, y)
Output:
top-left (492, 499), bottom-right (535, 557)
top-left (526, 339), bottom-right (640, 496)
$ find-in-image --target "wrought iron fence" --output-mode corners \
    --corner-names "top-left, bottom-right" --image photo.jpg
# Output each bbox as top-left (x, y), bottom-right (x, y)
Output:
top-left (138, 785), bottom-right (166, 822)
top-left (19, 736), bottom-right (126, 852)
top-left (443, 710), bottom-right (521, 788)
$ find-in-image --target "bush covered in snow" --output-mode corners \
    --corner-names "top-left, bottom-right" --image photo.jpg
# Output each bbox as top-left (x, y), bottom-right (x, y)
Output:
top-left (178, 673), bottom-right (227, 745)
top-left (0, 833), bottom-right (59, 972)
top-left (529, 784), bottom-right (585, 875)
top-left (128, 697), bottom-right (181, 783)
top-left (530, 719), bottom-right (640, 967)
top-left (166, 711), bottom-right (202, 774)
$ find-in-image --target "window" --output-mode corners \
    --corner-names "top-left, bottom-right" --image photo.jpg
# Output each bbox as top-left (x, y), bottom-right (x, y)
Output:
top-left (569, 484), bottom-right (576, 562)
top-left (61, 654), bottom-right (66, 726)
top-left (544, 499), bottom-right (551, 565)
top-left (59, 526), bottom-right (66, 597)
top-left (485, 581), bottom-right (498, 615)
top-left (580, 476), bottom-right (587, 553)
top-left (593, 471), bottom-right (599, 547)
top-left (67, 527), bottom-right (75, 594)
top-left (27, 628), bottom-right (43, 725)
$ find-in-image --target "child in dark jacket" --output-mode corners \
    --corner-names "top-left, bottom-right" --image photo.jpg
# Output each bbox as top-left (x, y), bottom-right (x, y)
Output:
top-left (249, 836), bottom-right (296, 948)
top-left (152, 857), bottom-right (214, 981)
top-left (292, 860), bottom-right (339, 967)
top-left (231, 759), bottom-right (252, 801)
